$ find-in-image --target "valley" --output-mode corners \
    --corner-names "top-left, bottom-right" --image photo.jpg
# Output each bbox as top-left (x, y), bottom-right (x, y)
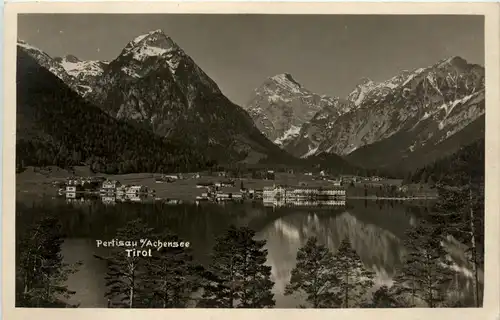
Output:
top-left (17, 30), bottom-right (485, 178)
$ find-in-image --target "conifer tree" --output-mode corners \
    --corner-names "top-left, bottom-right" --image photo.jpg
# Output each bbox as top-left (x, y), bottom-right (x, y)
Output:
top-left (285, 237), bottom-right (341, 308)
top-left (428, 184), bottom-right (484, 307)
top-left (391, 221), bottom-right (455, 307)
top-left (96, 218), bottom-right (154, 308)
top-left (363, 285), bottom-right (404, 308)
top-left (331, 238), bottom-right (375, 308)
top-left (198, 225), bottom-right (275, 308)
top-left (141, 231), bottom-right (202, 308)
top-left (16, 216), bottom-right (80, 307)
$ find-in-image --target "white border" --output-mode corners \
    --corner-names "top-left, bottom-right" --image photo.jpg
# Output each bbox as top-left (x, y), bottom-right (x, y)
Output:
top-left (3, 3), bottom-right (499, 320)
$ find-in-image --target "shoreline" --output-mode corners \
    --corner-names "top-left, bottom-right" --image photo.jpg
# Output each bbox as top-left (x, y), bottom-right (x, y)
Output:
top-left (16, 170), bottom-right (437, 202)
top-left (17, 189), bottom-right (437, 203)
top-left (347, 196), bottom-right (438, 200)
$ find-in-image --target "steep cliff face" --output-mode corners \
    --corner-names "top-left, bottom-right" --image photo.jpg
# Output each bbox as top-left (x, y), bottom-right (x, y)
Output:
top-left (245, 73), bottom-right (350, 145)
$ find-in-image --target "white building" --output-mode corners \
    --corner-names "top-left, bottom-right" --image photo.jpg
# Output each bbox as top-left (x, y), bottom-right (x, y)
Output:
top-left (126, 185), bottom-right (148, 195)
top-left (263, 185), bottom-right (287, 200)
top-left (101, 180), bottom-right (121, 193)
top-left (263, 185), bottom-right (346, 202)
top-left (116, 185), bottom-right (127, 196)
top-left (101, 196), bottom-right (116, 205)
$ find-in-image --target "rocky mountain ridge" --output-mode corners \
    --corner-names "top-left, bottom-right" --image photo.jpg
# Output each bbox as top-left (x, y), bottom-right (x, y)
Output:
top-left (16, 48), bottom-right (211, 174)
top-left (17, 33), bottom-right (485, 174)
top-left (17, 39), bottom-right (108, 98)
top-left (245, 73), bottom-right (352, 146)
top-left (17, 31), bottom-right (302, 166)
top-left (53, 54), bottom-right (109, 96)
top-left (279, 56), bottom-right (485, 171)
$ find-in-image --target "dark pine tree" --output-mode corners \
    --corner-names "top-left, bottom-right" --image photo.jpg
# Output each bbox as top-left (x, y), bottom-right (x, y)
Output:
top-left (198, 225), bottom-right (275, 308)
top-left (363, 285), bottom-right (405, 308)
top-left (95, 219), bottom-right (154, 308)
top-left (16, 216), bottom-right (80, 307)
top-left (391, 221), bottom-right (455, 307)
top-left (285, 237), bottom-right (341, 308)
top-left (141, 231), bottom-right (203, 308)
top-left (331, 238), bottom-right (375, 308)
top-left (427, 184), bottom-right (484, 307)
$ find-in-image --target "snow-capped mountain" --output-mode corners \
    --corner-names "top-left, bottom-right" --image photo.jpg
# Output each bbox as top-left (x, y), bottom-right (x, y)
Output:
top-left (16, 47), bottom-right (210, 174)
top-left (282, 97), bottom-right (353, 158)
top-left (282, 56), bottom-right (485, 171)
top-left (83, 29), bottom-right (295, 164)
top-left (17, 40), bottom-right (108, 98)
top-left (54, 54), bottom-right (109, 96)
top-left (245, 73), bottom-right (351, 145)
top-left (346, 71), bottom-right (412, 107)
top-left (17, 40), bottom-right (75, 87)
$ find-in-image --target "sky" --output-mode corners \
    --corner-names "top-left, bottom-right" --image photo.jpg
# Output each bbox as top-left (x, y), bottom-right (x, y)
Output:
top-left (18, 14), bottom-right (484, 106)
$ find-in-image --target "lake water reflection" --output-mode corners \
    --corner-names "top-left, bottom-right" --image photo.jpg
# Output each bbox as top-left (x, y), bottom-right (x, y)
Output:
top-left (17, 196), bottom-right (462, 308)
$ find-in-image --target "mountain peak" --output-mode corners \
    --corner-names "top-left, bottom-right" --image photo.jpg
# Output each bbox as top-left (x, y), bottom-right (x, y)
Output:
top-left (356, 77), bottom-right (374, 87)
top-left (438, 55), bottom-right (469, 68)
top-left (270, 73), bottom-right (302, 88)
top-left (124, 29), bottom-right (180, 56)
top-left (131, 29), bottom-right (165, 43)
top-left (64, 54), bottom-right (81, 63)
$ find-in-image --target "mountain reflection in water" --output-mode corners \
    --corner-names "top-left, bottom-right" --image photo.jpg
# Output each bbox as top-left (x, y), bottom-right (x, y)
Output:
top-left (256, 203), bottom-right (415, 307)
top-left (16, 196), bottom-right (476, 308)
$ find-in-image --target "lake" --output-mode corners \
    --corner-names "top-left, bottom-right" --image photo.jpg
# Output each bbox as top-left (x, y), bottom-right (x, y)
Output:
top-left (15, 196), bottom-right (477, 308)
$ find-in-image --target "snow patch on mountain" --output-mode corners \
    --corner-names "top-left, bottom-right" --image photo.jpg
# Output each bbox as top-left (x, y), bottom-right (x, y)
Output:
top-left (132, 46), bottom-right (170, 61)
top-left (347, 78), bottom-right (377, 106)
top-left (274, 125), bottom-right (302, 146)
top-left (270, 73), bottom-right (303, 94)
top-left (60, 58), bottom-right (108, 78)
top-left (268, 94), bottom-right (290, 103)
top-left (131, 32), bottom-right (154, 45)
top-left (17, 40), bottom-right (47, 55)
top-left (402, 68), bottom-right (426, 86)
top-left (121, 66), bottom-right (140, 78)
top-left (245, 72), bottom-right (338, 142)
top-left (302, 145), bottom-right (319, 158)
top-left (76, 84), bottom-right (93, 94)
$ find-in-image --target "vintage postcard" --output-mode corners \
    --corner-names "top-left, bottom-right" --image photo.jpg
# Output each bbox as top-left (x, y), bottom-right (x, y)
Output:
top-left (2, 2), bottom-right (499, 320)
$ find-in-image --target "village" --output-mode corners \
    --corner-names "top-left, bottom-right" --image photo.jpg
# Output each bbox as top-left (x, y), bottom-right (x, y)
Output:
top-left (49, 167), bottom-right (437, 206)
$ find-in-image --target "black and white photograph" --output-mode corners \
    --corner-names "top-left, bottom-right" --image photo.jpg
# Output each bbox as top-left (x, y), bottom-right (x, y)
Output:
top-left (3, 3), bottom-right (499, 316)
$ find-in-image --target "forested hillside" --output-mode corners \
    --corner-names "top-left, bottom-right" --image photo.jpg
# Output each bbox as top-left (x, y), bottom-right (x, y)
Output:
top-left (16, 48), bottom-right (214, 174)
top-left (404, 138), bottom-right (484, 186)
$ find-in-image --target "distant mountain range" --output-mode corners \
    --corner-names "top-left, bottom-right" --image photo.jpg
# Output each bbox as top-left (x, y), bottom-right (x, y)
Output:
top-left (246, 57), bottom-right (485, 173)
top-left (18, 31), bottom-right (305, 168)
top-left (17, 30), bottom-right (485, 176)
